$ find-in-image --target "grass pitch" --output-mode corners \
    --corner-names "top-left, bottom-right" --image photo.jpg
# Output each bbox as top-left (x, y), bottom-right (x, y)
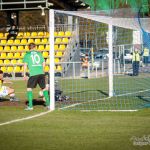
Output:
top-left (0, 79), bottom-right (150, 150)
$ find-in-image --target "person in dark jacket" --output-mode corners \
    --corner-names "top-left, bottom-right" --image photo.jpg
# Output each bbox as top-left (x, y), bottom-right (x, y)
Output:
top-left (7, 25), bottom-right (18, 40)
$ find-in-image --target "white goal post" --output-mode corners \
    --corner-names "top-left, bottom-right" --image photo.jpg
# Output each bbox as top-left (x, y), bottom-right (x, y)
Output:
top-left (48, 9), bottom-right (150, 111)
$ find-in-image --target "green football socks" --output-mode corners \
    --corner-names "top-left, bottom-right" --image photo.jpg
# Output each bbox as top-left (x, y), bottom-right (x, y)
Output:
top-left (43, 90), bottom-right (50, 106)
top-left (27, 91), bottom-right (33, 108)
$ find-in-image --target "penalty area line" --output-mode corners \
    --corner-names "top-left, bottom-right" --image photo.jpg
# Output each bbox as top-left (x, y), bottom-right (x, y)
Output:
top-left (0, 110), bottom-right (52, 127)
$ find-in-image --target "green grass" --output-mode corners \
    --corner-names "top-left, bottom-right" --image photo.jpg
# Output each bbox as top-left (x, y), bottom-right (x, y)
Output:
top-left (0, 109), bottom-right (150, 150)
top-left (0, 78), bottom-right (150, 150)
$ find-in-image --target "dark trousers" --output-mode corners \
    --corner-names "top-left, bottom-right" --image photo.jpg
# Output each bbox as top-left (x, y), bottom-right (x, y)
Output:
top-left (132, 61), bottom-right (139, 76)
top-left (7, 34), bottom-right (17, 40)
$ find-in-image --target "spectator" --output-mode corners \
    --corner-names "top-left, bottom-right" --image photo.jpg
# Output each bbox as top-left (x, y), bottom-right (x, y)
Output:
top-left (81, 54), bottom-right (89, 78)
top-left (132, 48), bottom-right (141, 76)
top-left (142, 47), bottom-right (149, 67)
top-left (7, 25), bottom-right (18, 41)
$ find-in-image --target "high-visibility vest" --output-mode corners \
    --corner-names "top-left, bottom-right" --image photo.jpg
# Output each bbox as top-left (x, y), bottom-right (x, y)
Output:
top-left (132, 52), bottom-right (140, 61)
top-left (143, 48), bottom-right (149, 56)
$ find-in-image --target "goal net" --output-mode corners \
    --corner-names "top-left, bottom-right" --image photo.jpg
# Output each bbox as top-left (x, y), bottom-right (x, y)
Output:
top-left (49, 9), bottom-right (150, 111)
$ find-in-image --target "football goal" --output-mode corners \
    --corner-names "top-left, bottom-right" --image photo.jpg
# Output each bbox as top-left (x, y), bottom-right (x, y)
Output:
top-left (49, 8), bottom-right (150, 111)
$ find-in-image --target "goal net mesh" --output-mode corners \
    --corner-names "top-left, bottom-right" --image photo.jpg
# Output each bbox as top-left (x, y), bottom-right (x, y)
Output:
top-left (52, 9), bottom-right (150, 111)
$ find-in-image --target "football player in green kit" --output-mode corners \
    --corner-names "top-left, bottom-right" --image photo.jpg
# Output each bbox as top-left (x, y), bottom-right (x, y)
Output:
top-left (23, 42), bottom-right (50, 110)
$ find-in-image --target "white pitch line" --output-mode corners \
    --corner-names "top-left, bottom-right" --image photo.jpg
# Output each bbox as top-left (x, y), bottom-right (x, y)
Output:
top-left (0, 110), bottom-right (52, 126)
top-left (1, 88), bottom-right (148, 126)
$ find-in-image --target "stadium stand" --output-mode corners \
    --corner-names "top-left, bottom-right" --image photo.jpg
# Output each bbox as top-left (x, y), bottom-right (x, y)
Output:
top-left (0, 28), bottom-right (72, 75)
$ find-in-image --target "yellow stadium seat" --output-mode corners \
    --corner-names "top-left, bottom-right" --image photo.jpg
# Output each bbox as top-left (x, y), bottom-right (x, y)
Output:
top-left (17, 59), bottom-right (23, 64)
top-left (11, 46), bottom-right (17, 51)
top-left (35, 38), bottom-right (41, 44)
top-left (54, 58), bottom-right (60, 63)
top-left (24, 45), bottom-right (29, 51)
top-left (14, 52), bottom-right (21, 58)
top-left (4, 59), bottom-right (10, 64)
top-left (41, 38), bottom-right (48, 44)
top-left (54, 32), bottom-right (58, 36)
top-left (45, 32), bottom-right (50, 36)
top-left (44, 66), bottom-right (49, 72)
top-left (4, 46), bottom-right (11, 51)
top-left (1, 52), bottom-right (7, 58)
top-left (24, 32), bottom-right (30, 37)
top-left (7, 66), bottom-right (14, 72)
top-left (14, 39), bottom-right (20, 44)
top-left (0, 60), bottom-right (3, 64)
top-left (42, 52), bottom-right (49, 58)
top-left (1, 66), bottom-right (7, 72)
top-left (7, 52), bottom-right (14, 58)
top-left (55, 51), bottom-right (63, 57)
top-left (31, 32), bottom-right (37, 37)
top-left (21, 39), bottom-right (27, 44)
top-left (18, 45), bottom-right (24, 51)
top-left (0, 46), bottom-right (3, 51)
top-left (54, 44), bottom-right (59, 50)
top-left (38, 32), bottom-right (44, 36)
top-left (45, 44), bottom-right (50, 50)
top-left (65, 31), bottom-right (72, 37)
top-left (14, 66), bottom-right (21, 72)
top-left (1, 39), bottom-right (7, 44)
top-left (11, 59), bottom-right (17, 64)
top-left (55, 38), bottom-right (62, 44)
top-left (62, 37), bottom-right (69, 43)
top-left (17, 32), bottom-right (24, 37)
top-left (4, 33), bottom-right (9, 37)
top-left (28, 39), bottom-right (34, 43)
top-left (0, 33), bottom-right (4, 37)
top-left (20, 52), bottom-right (26, 58)
top-left (46, 58), bottom-right (50, 64)
top-left (58, 31), bottom-right (65, 36)
top-left (38, 45), bottom-right (45, 51)
top-left (56, 65), bottom-right (62, 71)
top-left (59, 44), bottom-right (66, 51)
top-left (7, 39), bottom-right (14, 44)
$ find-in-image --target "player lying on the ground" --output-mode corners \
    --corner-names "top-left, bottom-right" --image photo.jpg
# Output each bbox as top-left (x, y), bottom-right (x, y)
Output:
top-left (0, 70), bottom-right (19, 101)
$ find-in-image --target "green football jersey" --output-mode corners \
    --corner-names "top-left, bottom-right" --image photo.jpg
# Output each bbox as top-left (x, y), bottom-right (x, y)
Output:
top-left (23, 50), bottom-right (45, 76)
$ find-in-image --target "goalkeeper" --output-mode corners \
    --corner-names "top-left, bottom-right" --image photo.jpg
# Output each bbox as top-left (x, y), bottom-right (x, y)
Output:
top-left (0, 70), bottom-right (19, 101)
top-left (23, 42), bottom-right (50, 110)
